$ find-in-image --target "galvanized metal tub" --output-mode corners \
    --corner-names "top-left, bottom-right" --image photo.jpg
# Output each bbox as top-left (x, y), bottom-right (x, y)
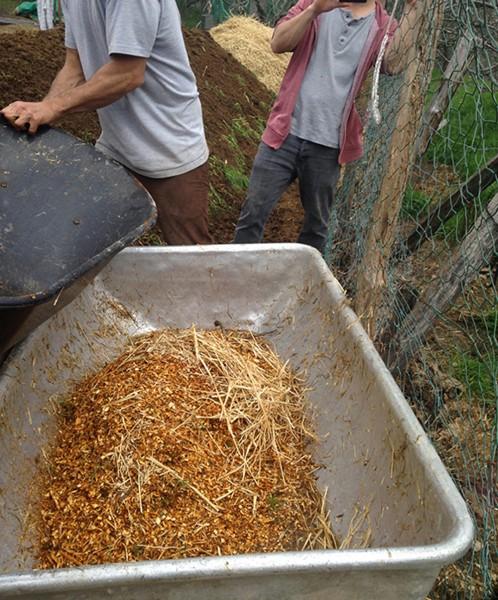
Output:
top-left (0, 245), bottom-right (474, 599)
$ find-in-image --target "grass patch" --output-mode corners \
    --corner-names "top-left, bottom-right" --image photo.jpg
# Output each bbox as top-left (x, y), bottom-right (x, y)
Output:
top-left (436, 181), bottom-right (497, 244)
top-left (209, 154), bottom-right (224, 177)
top-left (226, 132), bottom-right (241, 154)
top-left (472, 309), bottom-right (498, 340)
top-left (422, 70), bottom-right (498, 244)
top-left (450, 307), bottom-right (497, 406)
top-left (459, 307), bottom-right (498, 344)
top-left (224, 164), bottom-right (249, 192)
top-left (208, 183), bottom-right (229, 217)
top-left (231, 116), bottom-right (263, 142)
top-left (208, 115), bottom-right (261, 201)
top-left (401, 184), bottom-right (432, 220)
top-left (267, 493), bottom-right (282, 512)
top-left (426, 72), bottom-right (498, 180)
top-left (79, 131), bottom-right (96, 144)
top-left (209, 155), bottom-right (249, 194)
top-left (450, 351), bottom-right (497, 405)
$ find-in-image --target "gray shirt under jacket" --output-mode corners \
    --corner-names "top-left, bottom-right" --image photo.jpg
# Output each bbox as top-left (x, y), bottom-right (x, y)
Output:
top-left (62, 0), bottom-right (209, 179)
top-left (291, 8), bottom-right (375, 149)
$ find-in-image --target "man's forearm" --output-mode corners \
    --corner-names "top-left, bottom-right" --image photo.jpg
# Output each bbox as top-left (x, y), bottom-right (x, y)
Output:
top-left (1, 55), bottom-right (146, 134)
top-left (271, 5), bottom-right (317, 53)
top-left (44, 65), bottom-right (85, 101)
top-left (49, 59), bottom-right (144, 117)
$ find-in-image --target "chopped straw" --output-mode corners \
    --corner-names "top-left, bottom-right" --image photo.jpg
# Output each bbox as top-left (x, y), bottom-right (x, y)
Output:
top-left (33, 328), bottom-right (340, 568)
top-left (210, 16), bottom-right (290, 94)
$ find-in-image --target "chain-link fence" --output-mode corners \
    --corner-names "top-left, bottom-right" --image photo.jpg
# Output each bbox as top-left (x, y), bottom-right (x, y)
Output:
top-left (208, 0), bottom-right (496, 597)
top-left (328, 2), bottom-right (497, 596)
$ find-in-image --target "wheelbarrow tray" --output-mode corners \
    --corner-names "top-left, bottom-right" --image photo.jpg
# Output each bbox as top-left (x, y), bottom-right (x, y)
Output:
top-left (0, 120), bottom-right (156, 359)
top-left (0, 245), bottom-right (473, 600)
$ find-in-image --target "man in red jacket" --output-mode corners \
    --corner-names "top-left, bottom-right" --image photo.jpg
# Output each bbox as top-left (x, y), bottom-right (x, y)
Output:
top-left (234, 0), bottom-right (419, 253)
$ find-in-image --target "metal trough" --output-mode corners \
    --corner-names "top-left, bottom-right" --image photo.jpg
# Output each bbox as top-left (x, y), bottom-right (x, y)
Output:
top-left (0, 245), bottom-right (474, 599)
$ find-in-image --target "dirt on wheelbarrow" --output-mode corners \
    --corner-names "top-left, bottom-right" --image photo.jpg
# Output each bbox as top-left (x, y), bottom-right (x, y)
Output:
top-left (0, 26), bottom-right (303, 244)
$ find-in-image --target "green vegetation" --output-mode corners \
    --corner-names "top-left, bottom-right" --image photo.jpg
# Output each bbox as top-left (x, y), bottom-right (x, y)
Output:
top-left (421, 71), bottom-right (498, 243)
top-left (401, 184), bottom-right (432, 220)
top-left (208, 183), bottom-right (229, 217)
top-left (223, 163), bottom-right (249, 192)
top-left (211, 154), bottom-right (248, 191)
top-left (208, 115), bottom-right (261, 201)
top-left (231, 116), bottom-right (261, 142)
top-left (177, 2), bottom-right (202, 28)
top-left (267, 493), bottom-right (282, 511)
top-left (436, 182), bottom-right (497, 244)
top-left (426, 72), bottom-right (498, 179)
top-left (0, 0), bottom-right (17, 17)
top-left (79, 131), bottom-right (95, 144)
top-left (450, 351), bottom-right (497, 405)
top-left (450, 306), bottom-right (497, 405)
top-left (471, 308), bottom-right (498, 340)
top-left (214, 86), bottom-right (227, 100)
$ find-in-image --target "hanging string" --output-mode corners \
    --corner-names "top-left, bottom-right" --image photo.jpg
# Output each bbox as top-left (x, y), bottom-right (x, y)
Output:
top-left (371, 0), bottom-right (402, 124)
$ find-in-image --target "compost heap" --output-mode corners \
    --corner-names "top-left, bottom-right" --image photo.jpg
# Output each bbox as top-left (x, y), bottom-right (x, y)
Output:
top-left (35, 328), bottom-right (336, 568)
top-left (0, 26), bottom-right (302, 243)
top-left (210, 16), bottom-right (290, 94)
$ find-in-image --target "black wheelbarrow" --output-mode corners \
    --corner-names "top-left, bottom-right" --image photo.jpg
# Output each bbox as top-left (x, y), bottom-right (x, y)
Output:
top-left (0, 120), bottom-right (157, 363)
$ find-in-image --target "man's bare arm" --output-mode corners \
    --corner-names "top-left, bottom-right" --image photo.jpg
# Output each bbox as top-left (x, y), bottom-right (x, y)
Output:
top-left (271, 0), bottom-right (353, 54)
top-left (1, 53), bottom-right (146, 133)
top-left (44, 48), bottom-right (86, 99)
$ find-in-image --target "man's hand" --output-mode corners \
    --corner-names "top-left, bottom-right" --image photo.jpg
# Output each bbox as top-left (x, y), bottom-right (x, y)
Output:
top-left (1, 100), bottom-right (61, 134)
top-left (311, 0), bottom-right (353, 16)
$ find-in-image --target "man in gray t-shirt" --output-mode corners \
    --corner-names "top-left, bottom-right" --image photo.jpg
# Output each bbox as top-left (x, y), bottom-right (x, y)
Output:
top-left (1, 0), bottom-right (212, 245)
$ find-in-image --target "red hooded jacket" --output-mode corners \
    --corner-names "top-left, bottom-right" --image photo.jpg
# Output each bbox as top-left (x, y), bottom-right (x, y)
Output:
top-left (262, 0), bottom-right (398, 165)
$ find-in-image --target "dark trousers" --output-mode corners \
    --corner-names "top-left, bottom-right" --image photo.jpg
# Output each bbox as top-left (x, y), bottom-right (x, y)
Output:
top-left (132, 161), bottom-right (212, 245)
top-left (234, 134), bottom-right (340, 254)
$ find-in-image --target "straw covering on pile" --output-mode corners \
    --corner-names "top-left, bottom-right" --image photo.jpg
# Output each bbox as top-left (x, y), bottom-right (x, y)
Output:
top-left (210, 16), bottom-right (290, 94)
top-left (35, 328), bottom-right (337, 568)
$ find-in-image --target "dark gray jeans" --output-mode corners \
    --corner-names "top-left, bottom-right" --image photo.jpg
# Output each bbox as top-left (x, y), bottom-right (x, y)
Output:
top-left (234, 134), bottom-right (340, 254)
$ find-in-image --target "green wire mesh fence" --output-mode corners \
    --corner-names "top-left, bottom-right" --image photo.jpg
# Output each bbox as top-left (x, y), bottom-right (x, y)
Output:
top-left (327, 2), bottom-right (497, 595)
top-left (209, 0), bottom-right (497, 597)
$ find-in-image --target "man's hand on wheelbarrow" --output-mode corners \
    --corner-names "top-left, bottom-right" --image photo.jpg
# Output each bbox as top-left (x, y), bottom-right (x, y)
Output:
top-left (1, 100), bottom-right (61, 134)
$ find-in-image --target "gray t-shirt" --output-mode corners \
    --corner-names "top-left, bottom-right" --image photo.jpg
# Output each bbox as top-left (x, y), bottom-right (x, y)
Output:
top-left (291, 8), bottom-right (375, 148)
top-left (62, 0), bottom-right (208, 178)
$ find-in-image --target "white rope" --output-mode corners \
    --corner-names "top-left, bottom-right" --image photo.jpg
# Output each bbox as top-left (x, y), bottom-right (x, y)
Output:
top-left (371, 0), bottom-right (402, 124)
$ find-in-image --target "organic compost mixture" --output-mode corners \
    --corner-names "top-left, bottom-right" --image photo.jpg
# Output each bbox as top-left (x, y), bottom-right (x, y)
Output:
top-left (34, 328), bottom-right (336, 568)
